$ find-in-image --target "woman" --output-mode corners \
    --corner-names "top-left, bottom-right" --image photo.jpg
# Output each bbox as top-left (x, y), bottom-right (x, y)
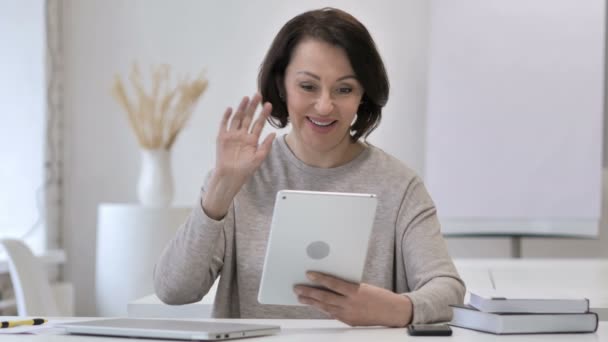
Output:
top-left (154, 7), bottom-right (464, 327)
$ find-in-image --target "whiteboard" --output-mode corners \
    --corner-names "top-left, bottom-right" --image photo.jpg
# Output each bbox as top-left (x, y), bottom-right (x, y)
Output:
top-left (425, 0), bottom-right (605, 237)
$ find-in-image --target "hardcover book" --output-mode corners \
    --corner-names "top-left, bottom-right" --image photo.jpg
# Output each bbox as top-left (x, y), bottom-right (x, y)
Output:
top-left (450, 305), bottom-right (598, 335)
top-left (469, 290), bottom-right (590, 314)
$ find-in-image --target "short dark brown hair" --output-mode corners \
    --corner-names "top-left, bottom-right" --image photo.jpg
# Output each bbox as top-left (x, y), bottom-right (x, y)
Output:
top-left (258, 7), bottom-right (389, 141)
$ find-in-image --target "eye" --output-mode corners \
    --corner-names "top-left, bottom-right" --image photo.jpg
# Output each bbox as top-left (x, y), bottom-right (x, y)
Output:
top-left (299, 83), bottom-right (316, 92)
top-left (337, 87), bottom-right (353, 94)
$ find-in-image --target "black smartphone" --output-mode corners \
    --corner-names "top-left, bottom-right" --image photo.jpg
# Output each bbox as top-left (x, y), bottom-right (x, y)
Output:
top-left (407, 324), bottom-right (452, 336)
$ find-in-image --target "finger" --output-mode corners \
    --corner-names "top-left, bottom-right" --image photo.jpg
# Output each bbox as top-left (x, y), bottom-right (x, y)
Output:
top-left (241, 93), bottom-right (261, 132)
top-left (307, 272), bottom-right (359, 297)
top-left (294, 285), bottom-right (346, 306)
top-left (229, 96), bottom-right (249, 130)
top-left (254, 132), bottom-right (276, 163)
top-left (219, 107), bottom-right (232, 132)
top-left (298, 296), bottom-right (342, 316)
top-left (250, 102), bottom-right (272, 137)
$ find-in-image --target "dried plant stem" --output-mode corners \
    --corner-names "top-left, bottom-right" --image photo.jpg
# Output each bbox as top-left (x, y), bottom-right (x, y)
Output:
top-left (111, 63), bottom-right (208, 150)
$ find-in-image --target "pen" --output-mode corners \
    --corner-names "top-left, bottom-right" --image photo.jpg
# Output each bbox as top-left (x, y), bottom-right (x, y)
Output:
top-left (1, 318), bottom-right (47, 328)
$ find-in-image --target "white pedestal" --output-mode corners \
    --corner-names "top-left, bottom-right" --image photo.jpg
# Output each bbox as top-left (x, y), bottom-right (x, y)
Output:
top-left (95, 204), bottom-right (191, 316)
top-left (128, 279), bottom-right (218, 319)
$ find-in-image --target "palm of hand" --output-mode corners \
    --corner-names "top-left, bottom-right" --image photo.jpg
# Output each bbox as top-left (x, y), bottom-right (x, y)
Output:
top-left (215, 94), bottom-right (275, 183)
top-left (217, 130), bottom-right (266, 178)
top-left (202, 94), bottom-right (275, 221)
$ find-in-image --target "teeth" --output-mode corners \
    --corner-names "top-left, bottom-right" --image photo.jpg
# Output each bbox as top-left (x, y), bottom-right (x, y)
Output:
top-left (309, 118), bottom-right (334, 127)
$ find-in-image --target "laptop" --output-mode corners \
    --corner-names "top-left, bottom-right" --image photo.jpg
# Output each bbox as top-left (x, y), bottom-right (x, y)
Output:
top-left (57, 318), bottom-right (280, 340)
top-left (258, 190), bottom-right (378, 305)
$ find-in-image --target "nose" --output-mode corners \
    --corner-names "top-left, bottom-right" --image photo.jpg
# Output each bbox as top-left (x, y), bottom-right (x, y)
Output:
top-left (315, 91), bottom-right (334, 116)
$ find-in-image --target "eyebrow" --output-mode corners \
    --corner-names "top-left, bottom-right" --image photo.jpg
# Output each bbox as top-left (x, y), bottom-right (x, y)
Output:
top-left (296, 71), bottom-right (358, 82)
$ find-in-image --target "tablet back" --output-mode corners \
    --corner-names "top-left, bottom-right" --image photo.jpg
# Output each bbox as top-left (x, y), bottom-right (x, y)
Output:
top-left (258, 190), bottom-right (377, 305)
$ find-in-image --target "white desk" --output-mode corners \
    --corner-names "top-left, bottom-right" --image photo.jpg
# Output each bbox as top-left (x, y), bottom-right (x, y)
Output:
top-left (0, 318), bottom-right (606, 341)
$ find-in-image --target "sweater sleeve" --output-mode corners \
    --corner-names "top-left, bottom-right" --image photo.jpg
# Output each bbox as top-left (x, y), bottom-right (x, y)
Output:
top-left (153, 171), bottom-right (232, 305)
top-left (397, 177), bottom-right (465, 324)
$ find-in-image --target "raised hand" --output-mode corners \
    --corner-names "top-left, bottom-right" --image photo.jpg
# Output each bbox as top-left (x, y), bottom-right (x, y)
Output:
top-left (202, 93), bottom-right (276, 220)
top-left (294, 272), bottom-right (413, 327)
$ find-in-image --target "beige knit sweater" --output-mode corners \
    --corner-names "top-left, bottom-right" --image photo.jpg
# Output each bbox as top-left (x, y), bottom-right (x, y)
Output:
top-left (154, 135), bottom-right (465, 324)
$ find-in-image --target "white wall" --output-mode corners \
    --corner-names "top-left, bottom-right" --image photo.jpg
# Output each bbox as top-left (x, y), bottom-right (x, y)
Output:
top-left (61, 0), bottom-right (608, 316)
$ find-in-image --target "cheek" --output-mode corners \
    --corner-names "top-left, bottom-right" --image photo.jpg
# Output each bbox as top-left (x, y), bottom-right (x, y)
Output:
top-left (286, 94), bottom-right (310, 117)
top-left (343, 101), bottom-right (361, 120)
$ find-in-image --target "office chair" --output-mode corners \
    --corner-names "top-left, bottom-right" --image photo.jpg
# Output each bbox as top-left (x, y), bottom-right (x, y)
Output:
top-left (0, 239), bottom-right (73, 316)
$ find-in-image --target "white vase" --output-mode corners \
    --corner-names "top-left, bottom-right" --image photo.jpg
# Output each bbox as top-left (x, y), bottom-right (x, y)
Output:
top-left (137, 149), bottom-right (174, 207)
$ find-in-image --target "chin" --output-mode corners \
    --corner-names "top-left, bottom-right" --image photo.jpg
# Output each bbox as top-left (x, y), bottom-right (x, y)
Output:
top-left (303, 131), bottom-right (350, 152)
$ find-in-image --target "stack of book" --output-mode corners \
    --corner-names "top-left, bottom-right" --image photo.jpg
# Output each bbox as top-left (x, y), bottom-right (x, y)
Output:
top-left (450, 290), bottom-right (599, 334)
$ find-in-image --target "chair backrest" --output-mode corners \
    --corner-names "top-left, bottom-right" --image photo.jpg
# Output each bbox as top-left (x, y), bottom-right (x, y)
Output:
top-left (0, 239), bottom-right (61, 316)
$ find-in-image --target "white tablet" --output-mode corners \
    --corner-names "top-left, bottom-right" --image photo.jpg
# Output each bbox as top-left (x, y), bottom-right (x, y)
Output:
top-left (258, 190), bottom-right (378, 305)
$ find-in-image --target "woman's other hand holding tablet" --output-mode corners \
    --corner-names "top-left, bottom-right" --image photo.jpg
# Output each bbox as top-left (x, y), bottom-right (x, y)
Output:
top-left (294, 271), bottom-right (413, 327)
top-left (202, 93), bottom-right (276, 220)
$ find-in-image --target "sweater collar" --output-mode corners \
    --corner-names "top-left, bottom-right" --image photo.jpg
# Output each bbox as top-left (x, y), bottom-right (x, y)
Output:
top-left (276, 134), bottom-right (372, 176)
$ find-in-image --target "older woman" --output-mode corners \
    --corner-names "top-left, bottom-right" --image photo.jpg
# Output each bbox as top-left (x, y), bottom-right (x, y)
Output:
top-left (154, 7), bottom-right (465, 327)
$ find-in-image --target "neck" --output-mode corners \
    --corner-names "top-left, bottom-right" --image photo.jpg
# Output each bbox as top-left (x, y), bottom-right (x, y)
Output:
top-left (284, 133), bottom-right (364, 168)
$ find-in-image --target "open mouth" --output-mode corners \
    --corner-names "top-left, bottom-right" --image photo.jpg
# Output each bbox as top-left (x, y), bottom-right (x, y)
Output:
top-left (307, 117), bottom-right (337, 127)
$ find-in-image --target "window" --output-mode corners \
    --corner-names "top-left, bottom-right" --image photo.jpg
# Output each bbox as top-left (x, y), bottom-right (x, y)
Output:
top-left (0, 0), bottom-right (49, 253)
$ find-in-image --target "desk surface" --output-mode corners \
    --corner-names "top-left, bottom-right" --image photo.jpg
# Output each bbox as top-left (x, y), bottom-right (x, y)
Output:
top-left (0, 318), bottom-right (606, 341)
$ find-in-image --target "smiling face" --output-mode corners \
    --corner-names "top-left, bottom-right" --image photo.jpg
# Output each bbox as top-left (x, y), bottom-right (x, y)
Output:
top-left (283, 38), bottom-right (364, 161)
